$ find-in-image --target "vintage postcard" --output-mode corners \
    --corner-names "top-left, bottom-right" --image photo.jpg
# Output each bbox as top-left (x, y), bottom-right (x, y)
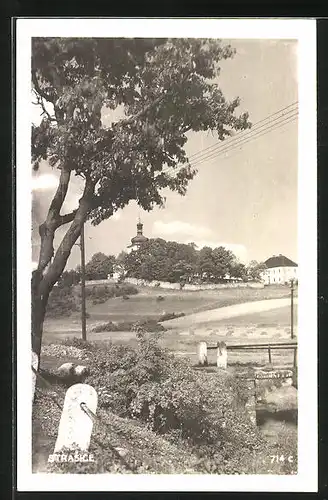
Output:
top-left (16, 18), bottom-right (317, 492)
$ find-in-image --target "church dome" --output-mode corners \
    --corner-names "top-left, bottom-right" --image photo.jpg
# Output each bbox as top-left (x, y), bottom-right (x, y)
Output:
top-left (129, 219), bottom-right (149, 248)
top-left (131, 234), bottom-right (148, 245)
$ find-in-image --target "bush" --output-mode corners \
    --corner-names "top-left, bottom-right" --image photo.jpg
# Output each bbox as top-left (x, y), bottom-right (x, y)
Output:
top-left (156, 295), bottom-right (165, 302)
top-left (84, 333), bottom-right (262, 452)
top-left (91, 319), bottom-right (166, 333)
top-left (35, 334), bottom-right (297, 474)
top-left (84, 284), bottom-right (138, 305)
top-left (160, 312), bottom-right (185, 322)
top-left (46, 285), bottom-right (78, 318)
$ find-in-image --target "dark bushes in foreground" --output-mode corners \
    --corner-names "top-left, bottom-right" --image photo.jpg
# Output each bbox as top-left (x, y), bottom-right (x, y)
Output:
top-left (38, 333), bottom-right (297, 474)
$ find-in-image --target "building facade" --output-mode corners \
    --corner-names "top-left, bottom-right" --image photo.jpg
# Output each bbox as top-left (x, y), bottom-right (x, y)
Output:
top-left (261, 254), bottom-right (298, 285)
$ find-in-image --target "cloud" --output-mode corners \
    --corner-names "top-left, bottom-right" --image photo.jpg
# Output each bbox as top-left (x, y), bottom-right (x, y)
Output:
top-left (152, 220), bottom-right (213, 239)
top-left (32, 173), bottom-right (59, 191)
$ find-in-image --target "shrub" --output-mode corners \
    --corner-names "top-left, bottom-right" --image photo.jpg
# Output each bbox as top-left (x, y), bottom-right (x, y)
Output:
top-left (156, 295), bottom-right (165, 302)
top-left (84, 333), bottom-right (262, 453)
top-left (91, 319), bottom-right (166, 333)
top-left (35, 334), bottom-right (297, 475)
top-left (160, 312), bottom-right (185, 322)
top-left (84, 284), bottom-right (138, 305)
top-left (92, 321), bottom-right (119, 333)
top-left (46, 285), bottom-right (78, 318)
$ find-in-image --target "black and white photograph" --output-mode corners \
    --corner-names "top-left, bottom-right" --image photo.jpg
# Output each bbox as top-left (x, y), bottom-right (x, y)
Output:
top-left (16, 18), bottom-right (317, 492)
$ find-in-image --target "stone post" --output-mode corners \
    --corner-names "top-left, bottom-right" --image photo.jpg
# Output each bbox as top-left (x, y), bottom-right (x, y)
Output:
top-left (197, 341), bottom-right (208, 366)
top-left (54, 383), bottom-right (98, 453)
top-left (217, 341), bottom-right (228, 369)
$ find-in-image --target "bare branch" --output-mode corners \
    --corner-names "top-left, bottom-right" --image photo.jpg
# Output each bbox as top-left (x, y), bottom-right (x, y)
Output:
top-left (56, 209), bottom-right (78, 227)
top-left (32, 90), bottom-right (56, 123)
top-left (32, 70), bottom-right (54, 103)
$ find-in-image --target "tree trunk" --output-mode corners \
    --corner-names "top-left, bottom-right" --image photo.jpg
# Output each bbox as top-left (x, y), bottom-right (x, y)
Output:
top-left (31, 272), bottom-right (51, 358)
top-left (32, 182), bottom-right (94, 360)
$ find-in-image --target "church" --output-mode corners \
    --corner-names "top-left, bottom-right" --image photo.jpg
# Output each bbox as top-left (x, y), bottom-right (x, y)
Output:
top-left (127, 218), bottom-right (149, 252)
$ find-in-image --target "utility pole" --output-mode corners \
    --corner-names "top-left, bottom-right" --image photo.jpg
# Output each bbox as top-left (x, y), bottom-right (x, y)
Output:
top-left (290, 278), bottom-right (294, 340)
top-left (80, 223), bottom-right (87, 341)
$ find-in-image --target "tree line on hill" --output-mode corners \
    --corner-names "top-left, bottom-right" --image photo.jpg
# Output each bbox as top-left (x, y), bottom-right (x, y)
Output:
top-left (58, 239), bottom-right (267, 287)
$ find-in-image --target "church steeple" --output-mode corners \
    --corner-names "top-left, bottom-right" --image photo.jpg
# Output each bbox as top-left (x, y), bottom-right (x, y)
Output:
top-left (136, 217), bottom-right (143, 236)
top-left (129, 217), bottom-right (149, 249)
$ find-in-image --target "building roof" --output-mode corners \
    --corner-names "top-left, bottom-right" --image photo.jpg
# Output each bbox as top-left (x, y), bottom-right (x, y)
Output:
top-left (264, 254), bottom-right (297, 268)
top-left (131, 234), bottom-right (149, 244)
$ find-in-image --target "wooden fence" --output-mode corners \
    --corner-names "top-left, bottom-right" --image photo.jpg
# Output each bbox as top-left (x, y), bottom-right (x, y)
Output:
top-left (197, 340), bottom-right (298, 369)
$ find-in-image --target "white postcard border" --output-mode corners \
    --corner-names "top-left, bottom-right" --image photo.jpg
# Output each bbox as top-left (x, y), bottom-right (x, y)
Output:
top-left (16, 18), bottom-right (317, 492)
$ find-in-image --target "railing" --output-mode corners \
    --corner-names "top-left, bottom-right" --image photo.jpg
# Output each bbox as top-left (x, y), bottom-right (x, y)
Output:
top-left (197, 340), bottom-right (298, 369)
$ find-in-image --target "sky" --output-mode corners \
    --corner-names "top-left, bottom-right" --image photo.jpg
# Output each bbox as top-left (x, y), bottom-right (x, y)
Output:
top-left (31, 39), bottom-right (298, 269)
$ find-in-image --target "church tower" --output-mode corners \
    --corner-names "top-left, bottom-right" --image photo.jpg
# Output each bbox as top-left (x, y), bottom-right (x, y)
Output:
top-left (128, 218), bottom-right (149, 251)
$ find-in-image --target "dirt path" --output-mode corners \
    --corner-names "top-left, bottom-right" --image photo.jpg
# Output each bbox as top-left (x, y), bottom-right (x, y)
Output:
top-left (163, 297), bottom-right (298, 329)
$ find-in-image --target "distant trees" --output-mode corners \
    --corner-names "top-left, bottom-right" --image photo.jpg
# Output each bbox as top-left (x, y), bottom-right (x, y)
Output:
top-left (246, 260), bottom-right (267, 281)
top-left (57, 269), bottom-right (81, 288)
top-left (121, 238), bottom-right (255, 284)
top-left (85, 252), bottom-right (116, 280)
top-left (77, 245), bottom-right (266, 284)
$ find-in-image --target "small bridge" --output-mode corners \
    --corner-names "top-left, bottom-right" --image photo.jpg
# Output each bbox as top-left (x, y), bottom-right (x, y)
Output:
top-left (196, 340), bottom-right (298, 424)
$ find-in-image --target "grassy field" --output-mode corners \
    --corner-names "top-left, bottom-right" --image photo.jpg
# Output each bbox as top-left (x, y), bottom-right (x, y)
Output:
top-left (44, 284), bottom-right (293, 331)
top-left (36, 286), bottom-right (298, 475)
top-left (43, 309), bottom-right (297, 375)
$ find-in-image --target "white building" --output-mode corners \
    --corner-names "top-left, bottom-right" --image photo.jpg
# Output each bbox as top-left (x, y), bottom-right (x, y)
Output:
top-left (261, 254), bottom-right (298, 285)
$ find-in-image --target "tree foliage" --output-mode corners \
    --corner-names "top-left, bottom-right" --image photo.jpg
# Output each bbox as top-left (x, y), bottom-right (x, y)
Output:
top-left (85, 252), bottom-right (116, 280)
top-left (31, 37), bottom-right (250, 356)
top-left (122, 238), bottom-right (248, 283)
top-left (246, 260), bottom-right (267, 282)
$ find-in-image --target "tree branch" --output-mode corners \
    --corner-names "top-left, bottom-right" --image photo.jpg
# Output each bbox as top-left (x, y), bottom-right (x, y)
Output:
top-left (56, 209), bottom-right (78, 227)
top-left (119, 93), bottom-right (166, 127)
top-left (32, 70), bottom-right (54, 103)
top-left (47, 167), bottom-right (72, 220)
top-left (43, 179), bottom-right (96, 289)
top-left (32, 90), bottom-right (56, 122)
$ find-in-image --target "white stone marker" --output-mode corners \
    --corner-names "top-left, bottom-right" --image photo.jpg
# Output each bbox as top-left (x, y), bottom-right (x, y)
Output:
top-left (32, 351), bottom-right (39, 402)
top-left (197, 341), bottom-right (208, 365)
top-left (54, 383), bottom-right (98, 453)
top-left (217, 341), bottom-right (228, 369)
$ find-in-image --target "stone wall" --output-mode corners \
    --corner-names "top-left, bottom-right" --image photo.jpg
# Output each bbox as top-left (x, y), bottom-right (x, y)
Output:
top-left (122, 278), bottom-right (264, 290)
top-left (83, 277), bottom-right (264, 290)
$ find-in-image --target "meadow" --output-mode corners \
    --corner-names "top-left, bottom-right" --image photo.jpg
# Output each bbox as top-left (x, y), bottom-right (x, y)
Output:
top-left (43, 284), bottom-right (297, 369)
top-left (34, 284), bottom-right (298, 475)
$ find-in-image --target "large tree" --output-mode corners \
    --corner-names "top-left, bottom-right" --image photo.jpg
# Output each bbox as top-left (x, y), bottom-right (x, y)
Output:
top-left (31, 37), bottom-right (250, 357)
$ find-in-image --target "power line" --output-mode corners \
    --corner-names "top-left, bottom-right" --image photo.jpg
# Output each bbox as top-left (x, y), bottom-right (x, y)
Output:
top-left (186, 104), bottom-right (298, 164)
top-left (161, 110), bottom-right (298, 176)
top-left (190, 111), bottom-right (298, 169)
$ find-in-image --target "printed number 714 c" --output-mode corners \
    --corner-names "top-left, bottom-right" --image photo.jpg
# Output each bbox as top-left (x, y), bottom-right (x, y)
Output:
top-left (270, 455), bottom-right (294, 463)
